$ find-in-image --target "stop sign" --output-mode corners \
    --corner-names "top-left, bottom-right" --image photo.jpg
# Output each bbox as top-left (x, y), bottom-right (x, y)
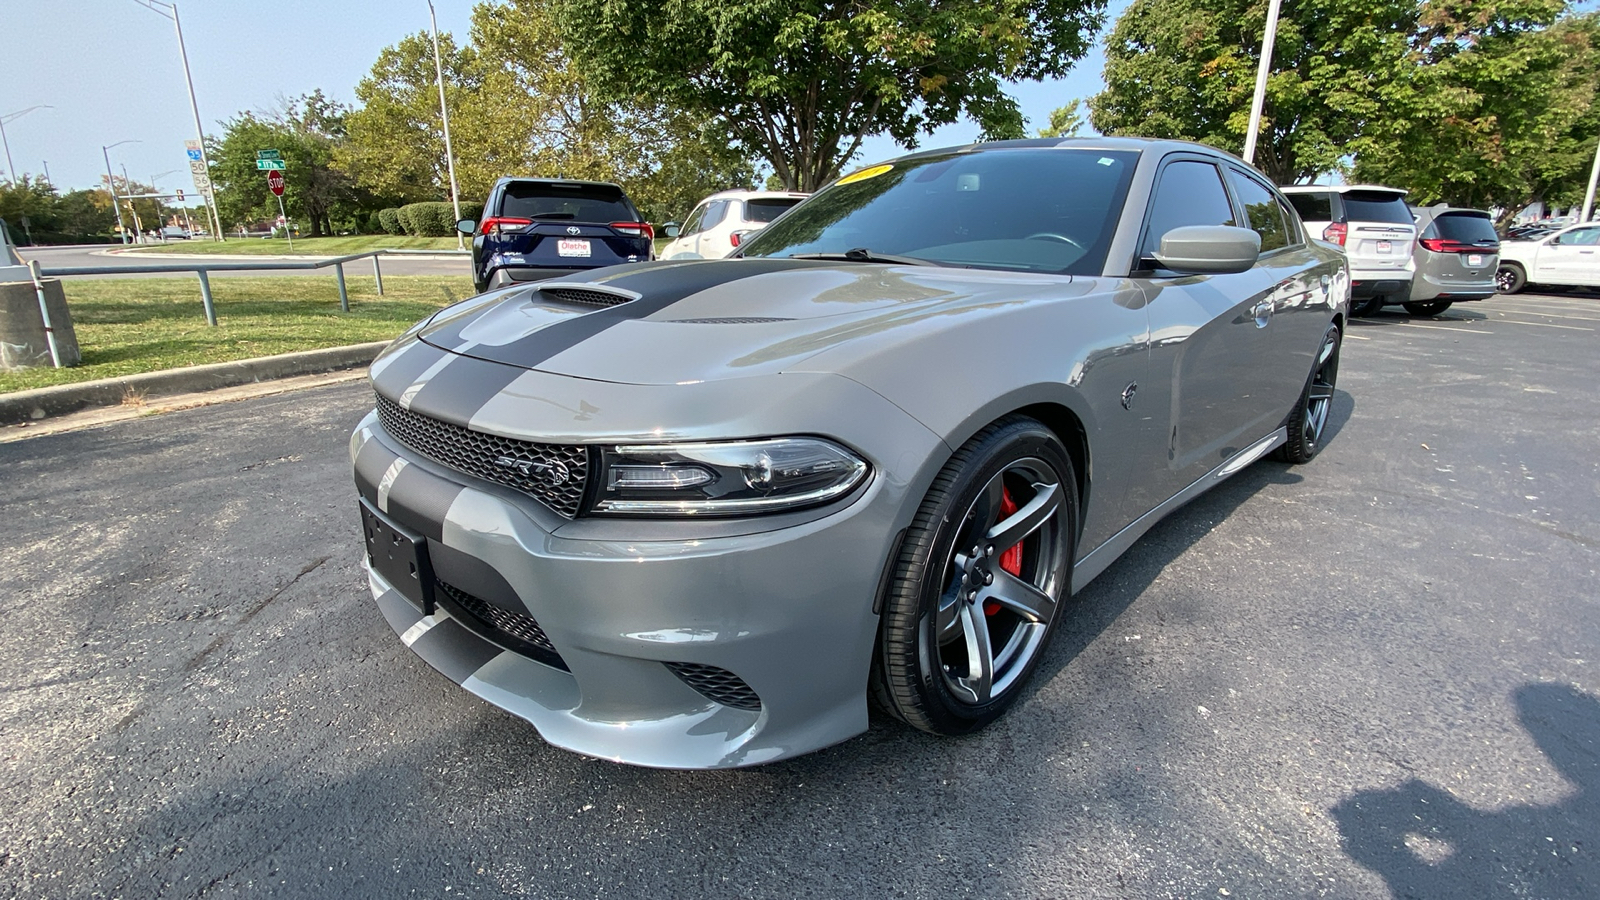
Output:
top-left (267, 169), bottom-right (285, 196)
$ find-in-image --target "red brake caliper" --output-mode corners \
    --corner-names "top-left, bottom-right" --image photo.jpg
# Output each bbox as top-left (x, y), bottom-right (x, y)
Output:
top-left (985, 487), bottom-right (1025, 616)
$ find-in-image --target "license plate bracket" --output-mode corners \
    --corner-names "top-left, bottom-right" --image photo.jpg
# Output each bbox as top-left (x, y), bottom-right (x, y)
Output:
top-left (1467, 254), bottom-right (1484, 267)
top-left (557, 238), bottom-right (591, 258)
top-left (360, 500), bottom-right (434, 613)
top-left (1377, 240), bottom-right (1393, 254)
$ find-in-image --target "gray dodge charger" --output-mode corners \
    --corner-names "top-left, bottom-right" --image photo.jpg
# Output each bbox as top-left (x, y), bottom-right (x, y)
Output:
top-left (351, 138), bottom-right (1349, 768)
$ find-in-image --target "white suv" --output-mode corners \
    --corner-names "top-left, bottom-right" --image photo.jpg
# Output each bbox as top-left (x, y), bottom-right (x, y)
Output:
top-left (659, 190), bottom-right (809, 260)
top-left (1283, 185), bottom-right (1417, 316)
top-left (1497, 222), bottom-right (1600, 293)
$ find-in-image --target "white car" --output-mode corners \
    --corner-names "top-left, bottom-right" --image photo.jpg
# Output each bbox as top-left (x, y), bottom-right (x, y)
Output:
top-left (1282, 185), bottom-right (1417, 316)
top-left (658, 190), bottom-right (809, 259)
top-left (1497, 222), bottom-right (1600, 293)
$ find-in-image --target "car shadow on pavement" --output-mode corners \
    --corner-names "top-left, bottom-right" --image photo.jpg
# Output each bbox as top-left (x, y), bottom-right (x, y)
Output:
top-left (1331, 682), bottom-right (1600, 898)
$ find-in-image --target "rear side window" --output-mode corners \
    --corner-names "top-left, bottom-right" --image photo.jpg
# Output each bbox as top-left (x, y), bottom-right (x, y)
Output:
top-left (1424, 212), bottom-right (1498, 243)
top-left (746, 198), bottom-right (802, 223)
top-left (499, 182), bottom-right (634, 222)
top-left (1342, 191), bottom-right (1413, 225)
top-left (1142, 160), bottom-right (1236, 259)
top-left (1227, 169), bottom-right (1290, 252)
top-left (1286, 192), bottom-right (1332, 222)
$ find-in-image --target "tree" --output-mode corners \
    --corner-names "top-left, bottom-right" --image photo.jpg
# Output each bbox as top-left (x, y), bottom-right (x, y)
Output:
top-left (553, 0), bottom-right (1110, 191)
top-left (1089, 0), bottom-right (1416, 184)
top-left (1038, 100), bottom-right (1086, 137)
top-left (210, 91), bottom-right (356, 235)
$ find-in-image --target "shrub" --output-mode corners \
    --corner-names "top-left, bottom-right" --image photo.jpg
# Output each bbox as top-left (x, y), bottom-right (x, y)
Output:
top-left (377, 208), bottom-right (402, 235)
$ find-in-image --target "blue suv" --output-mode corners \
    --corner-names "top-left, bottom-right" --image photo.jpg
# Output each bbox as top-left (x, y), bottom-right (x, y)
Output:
top-left (460, 178), bottom-right (655, 293)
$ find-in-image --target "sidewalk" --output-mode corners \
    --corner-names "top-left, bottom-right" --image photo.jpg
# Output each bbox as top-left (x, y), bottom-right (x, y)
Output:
top-left (1, 341), bottom-right (387, 431)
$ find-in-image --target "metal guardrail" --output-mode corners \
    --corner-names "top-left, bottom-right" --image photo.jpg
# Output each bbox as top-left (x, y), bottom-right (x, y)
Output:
top-left (38, 248), bottom-right (471, 326)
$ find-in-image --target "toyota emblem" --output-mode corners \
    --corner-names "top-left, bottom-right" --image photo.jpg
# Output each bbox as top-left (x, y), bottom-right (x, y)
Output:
top-left (566, 226), bottom-right (582, 235)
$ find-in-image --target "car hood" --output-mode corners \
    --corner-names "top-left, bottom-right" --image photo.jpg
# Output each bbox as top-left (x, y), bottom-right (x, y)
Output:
top-left (417, 258), bottom-right (1086, 385)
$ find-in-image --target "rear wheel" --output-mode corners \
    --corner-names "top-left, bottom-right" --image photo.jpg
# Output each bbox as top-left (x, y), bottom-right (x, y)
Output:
top-left (1496, 264), bottom-right (1526, 294)
top-left (873, 417), bottom-right (1077, 735)
top-left (1403, 300), bottom-right (1453, 317)
top-left (1278, 323), bottom-right (1342, 464)
top-left (1352, 295), bottom-right (1385, 317)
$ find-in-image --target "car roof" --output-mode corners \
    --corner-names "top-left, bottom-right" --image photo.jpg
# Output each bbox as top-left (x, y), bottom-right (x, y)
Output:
top-left (1281, 184), bottom-right (1409, 197)
top-left (864, 135), bottom-right (1253, 168)
top-left (493, 176), bottom-right (625, 190)
top-left (697, 190), bottom-right (810, 202)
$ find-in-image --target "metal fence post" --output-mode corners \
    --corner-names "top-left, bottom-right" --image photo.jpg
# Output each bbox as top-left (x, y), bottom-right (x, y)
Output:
top-left (371, 253), bottom-right (384, 296)
top-left (335, 262), bottom-right (349, 312)
top-left (196, 270), bottom-right (217, 326)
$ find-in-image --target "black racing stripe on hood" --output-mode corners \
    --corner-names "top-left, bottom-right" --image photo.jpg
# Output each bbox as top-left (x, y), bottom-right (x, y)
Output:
top-left (423, 258), bottom-right (832, 371)
top-left (404, 353), bottom-right (528, 428)
top-left (369, 338), bottom-right (448, 399)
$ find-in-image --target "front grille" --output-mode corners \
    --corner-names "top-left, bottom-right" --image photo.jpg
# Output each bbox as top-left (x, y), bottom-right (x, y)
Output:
top-left (540, 286), bottom-right (633, 307)
top-left (375, 393), bottom-right (589, 517)
top-left (665, 662), bottom-right (762, 711)
top-left (435, 580), bottom-right (568, 671)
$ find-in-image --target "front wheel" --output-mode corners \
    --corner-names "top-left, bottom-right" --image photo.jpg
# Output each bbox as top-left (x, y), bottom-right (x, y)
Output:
top-left (1496, 264), bottom-right (1526, 294)
top-left (873, 417), bottom-right (1077, 735)
top-left (1277, 323), bottom-right (1342, 464)
top-left (1403, 300), bottom-right (1453, 317)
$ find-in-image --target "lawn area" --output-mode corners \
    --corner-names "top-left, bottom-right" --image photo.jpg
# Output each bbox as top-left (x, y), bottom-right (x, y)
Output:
top-left (0, 275), bottom-right (472, 394)
top-left (126, 235), bottom-right (466, 256)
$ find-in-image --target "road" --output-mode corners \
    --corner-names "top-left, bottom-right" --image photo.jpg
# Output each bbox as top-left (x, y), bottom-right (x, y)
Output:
top-left (16, 244), bottom-right (472, 278)
top-left (1, 293), bottom-right (1596, 899)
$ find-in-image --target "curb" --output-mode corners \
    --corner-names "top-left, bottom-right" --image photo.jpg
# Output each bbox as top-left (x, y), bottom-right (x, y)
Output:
top-left (0, 341), bottom-right (388, 426)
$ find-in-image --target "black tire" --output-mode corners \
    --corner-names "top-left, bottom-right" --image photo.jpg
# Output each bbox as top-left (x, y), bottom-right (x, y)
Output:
top-left (1277, 323), bottom-right (1342, 464)
top-left (1496, 264), bottom-right (1526, 295)
top-left (873, 417), bottom-right (1077, 735)
top-left (1352, 295), bottom-right (1385, 317)
top-left (1403, 300), bottom-right (1453, 317)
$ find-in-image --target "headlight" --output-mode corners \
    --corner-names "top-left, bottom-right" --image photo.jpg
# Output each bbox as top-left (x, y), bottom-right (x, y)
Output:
top-left (593, 437), bottom-right (869, 516)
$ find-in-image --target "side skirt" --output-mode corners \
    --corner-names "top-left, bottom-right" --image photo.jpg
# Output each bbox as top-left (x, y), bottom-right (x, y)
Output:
top-left (1071, 427), bottom-right (1287, 594)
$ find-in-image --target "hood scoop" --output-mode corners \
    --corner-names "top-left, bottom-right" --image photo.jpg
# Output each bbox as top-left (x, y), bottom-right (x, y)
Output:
top-left (537, 283), bottom-right (639, 307)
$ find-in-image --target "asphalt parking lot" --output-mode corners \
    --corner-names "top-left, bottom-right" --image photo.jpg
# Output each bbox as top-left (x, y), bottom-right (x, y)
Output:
top-left (1, 290), bottom-right (1596, 899)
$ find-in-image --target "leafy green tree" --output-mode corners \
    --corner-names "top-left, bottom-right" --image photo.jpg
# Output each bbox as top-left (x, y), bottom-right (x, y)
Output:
top-left (553, 0), bottom-right (1109, 191)
top-left (1037, 100), bottom-right (1086, 137)
top-left (209, 91), bottom-right (355, 236)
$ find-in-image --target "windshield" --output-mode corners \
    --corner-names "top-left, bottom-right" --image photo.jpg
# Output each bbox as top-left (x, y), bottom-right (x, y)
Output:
top-left (740, 148), bottom-right (1140, 274)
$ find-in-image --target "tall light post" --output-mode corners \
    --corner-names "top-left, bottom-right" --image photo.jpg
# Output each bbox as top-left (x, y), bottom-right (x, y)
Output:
top-left (131, 1), bottom-right (225, 241)
top-left (103, 140), bottom-right (141, 245)
top-left (151, 169), bottom-right (180, 238)
top-left (427, 0), bottom-right (465, 250)
top-left (1241, 0), bottom-right (1284, 167)
top-left (1, 105), bottom-right (53, 186)
top-left (1582, 136), bottom-right (1600, 224)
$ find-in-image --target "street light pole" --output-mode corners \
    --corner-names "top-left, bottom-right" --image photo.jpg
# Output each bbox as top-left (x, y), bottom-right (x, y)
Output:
top-left (132, 1), bottom-right (226, 241)
top-left (1242, 0), bottom-right (1283, 167)
top-left (0, 105), bottom-right (53, 186)
top-left (427, 0), bottom-right (465, 251)
top-left (103, 140), bottom-right (140, 245)
top-left (1582, 136), bottom-right (1600, 224)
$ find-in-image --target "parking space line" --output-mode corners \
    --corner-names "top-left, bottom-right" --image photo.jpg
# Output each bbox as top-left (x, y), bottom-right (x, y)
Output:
top-left (1495, 319), bottom-right (1594, 331)
top-left (1398, 323), bottom-right (1489, 333)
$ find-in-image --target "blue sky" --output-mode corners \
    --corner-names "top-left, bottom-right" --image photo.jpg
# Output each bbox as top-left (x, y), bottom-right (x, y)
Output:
top-left (3, 1), bottom-right (1127, 194)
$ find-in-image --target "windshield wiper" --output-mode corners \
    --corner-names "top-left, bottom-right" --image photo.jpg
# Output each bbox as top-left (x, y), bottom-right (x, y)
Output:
top-left (789, 248), bottom-right (941, 267)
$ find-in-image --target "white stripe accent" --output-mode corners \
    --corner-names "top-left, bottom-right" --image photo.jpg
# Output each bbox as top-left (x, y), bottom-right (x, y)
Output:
top-left (376, 458), bottom-right (409, 513)
top-left (400, 614), bottom-right (441, 647)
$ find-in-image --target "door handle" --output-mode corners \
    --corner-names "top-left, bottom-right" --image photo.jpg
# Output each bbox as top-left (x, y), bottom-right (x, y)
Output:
top-left (1252, 298), bottom-right (1273, 328)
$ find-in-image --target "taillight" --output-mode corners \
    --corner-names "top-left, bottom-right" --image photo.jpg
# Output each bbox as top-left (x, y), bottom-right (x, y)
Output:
top-left (610, 221), bottom-right (654, 240)
top-left (480, 217), bottom-right (532, 235)
top-left (1419, 238), bottom-right (1496, 253)
top-left (729, 231), bottom-right (741, 248)
top-left (1323, 222), bottom-right (1347, 246)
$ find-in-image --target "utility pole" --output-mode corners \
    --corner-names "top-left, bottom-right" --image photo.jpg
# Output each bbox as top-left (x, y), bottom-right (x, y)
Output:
top-left (1242, 0), bottom-right (1283, 167)
top-left (122, 164), bottom-right (145, 241)
top-left (1582, 136), bottom-right (1600, 224)
top-left (103, 140), bottom-right (140, 245)
top-left (42, 161), bottom-right (51, 186)
top-left (427, 0), bottom-right (465, 250)
top-left (132, 1), bottom-right (226, 241)
top-left (0, 105), bottom-right (53, 187)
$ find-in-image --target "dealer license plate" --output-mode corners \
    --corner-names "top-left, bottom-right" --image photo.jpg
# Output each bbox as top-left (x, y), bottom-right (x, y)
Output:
top-left (557, 238), bottom-right (591, 258)
top-left (1467, 254), bottom-right (1484, 267)
top-left (1376, 240), bottom-right (1393, 254)
top-left (360, 500), bottom-right (434, 612)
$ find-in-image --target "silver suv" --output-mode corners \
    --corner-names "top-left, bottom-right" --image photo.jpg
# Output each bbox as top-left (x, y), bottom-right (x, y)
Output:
top-left (1283, 185), bottom-right (1416, 316)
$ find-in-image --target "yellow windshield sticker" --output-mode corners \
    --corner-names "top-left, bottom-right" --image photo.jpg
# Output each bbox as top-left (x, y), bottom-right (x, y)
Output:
top-left (836, 164), bottom-right (893, 186)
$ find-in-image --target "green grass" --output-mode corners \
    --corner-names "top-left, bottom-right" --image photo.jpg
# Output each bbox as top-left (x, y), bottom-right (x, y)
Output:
top-left (0, 275), bottom-right (472, 394)
top-left (126, 235), bottom-right (466, 256)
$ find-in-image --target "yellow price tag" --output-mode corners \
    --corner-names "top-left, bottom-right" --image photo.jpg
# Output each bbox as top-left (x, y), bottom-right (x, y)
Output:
top-left (836, 164), bottom-right (893, 186)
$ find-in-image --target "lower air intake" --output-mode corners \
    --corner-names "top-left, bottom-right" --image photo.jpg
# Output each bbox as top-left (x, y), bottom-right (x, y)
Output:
top-left (435, 580), bottom-right (568, 672)
top-left (664, 662), bottom-right (762, 711)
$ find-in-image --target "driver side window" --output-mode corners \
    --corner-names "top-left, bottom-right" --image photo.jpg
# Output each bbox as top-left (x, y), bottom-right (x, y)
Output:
top-left (1141, 160), bottom-right (1236, 261)
top-left (1554, 227), bottom-right (1600, 246)
top-left (681, 204), bottom-right (708, 236)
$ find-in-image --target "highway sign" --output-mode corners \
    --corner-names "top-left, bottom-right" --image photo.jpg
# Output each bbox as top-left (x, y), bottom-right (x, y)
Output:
top-left (256, 149), bottom-right (282, 160)
top-left (256, 159), bottom-right (287, 171)
top-left (267, 170), bottom-right (285, 196)
top-left (186, 148), bottom-right (202, 161)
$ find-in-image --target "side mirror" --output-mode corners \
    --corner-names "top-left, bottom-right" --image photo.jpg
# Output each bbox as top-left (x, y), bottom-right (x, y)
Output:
top-left (456, 219), bottom-right (477, 235)
top-left (662, 222), bottom-right (681, 239)
top-left (1151, 225), bottom-right (1261, 275)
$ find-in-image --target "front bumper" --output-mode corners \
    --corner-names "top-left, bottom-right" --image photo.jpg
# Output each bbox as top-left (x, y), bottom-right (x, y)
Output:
top-left (350, 354), bottom-right (944, 768)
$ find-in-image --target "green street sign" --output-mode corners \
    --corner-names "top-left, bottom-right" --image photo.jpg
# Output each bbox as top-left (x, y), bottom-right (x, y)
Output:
top-left (256, 159), bottom-right (287, 171)
top-left (256, 149), bottom-right (282, 160)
